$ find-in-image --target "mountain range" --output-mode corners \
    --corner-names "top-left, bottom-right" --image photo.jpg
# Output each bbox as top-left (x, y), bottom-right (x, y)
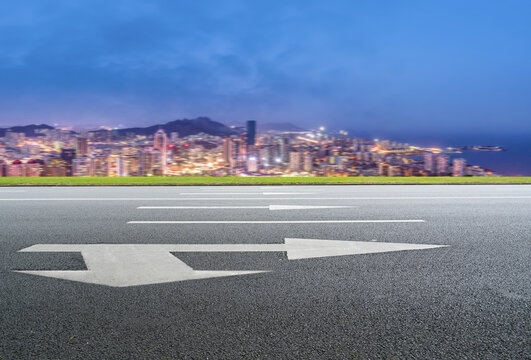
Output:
top-left (0, 124), bottom-right (54, 137)
top-left (0, 117), bottom-right (306, 138)
top-left (90, 117), bottom-right (239, 137)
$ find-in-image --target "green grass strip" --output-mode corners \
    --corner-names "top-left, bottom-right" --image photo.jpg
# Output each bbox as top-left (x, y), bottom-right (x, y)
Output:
top-left (0, 176), bottom-right (530, 186)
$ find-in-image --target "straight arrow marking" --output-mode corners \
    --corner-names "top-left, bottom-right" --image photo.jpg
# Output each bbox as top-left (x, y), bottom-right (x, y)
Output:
top-left (15, 239), bottom-right (447, 287)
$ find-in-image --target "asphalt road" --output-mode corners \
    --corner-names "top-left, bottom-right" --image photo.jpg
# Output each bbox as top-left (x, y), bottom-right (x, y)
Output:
top-left (0, 185), bottom-right (530, 359)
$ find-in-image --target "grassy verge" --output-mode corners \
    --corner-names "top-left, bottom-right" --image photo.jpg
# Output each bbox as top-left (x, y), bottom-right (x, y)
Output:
top-left (0, 176), bottom-right (530, 186)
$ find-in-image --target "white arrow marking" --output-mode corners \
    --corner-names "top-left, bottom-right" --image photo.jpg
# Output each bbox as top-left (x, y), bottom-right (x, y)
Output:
top-left (15, 239), bottom-right (447, 287)
top-left (136, 205), bottom-right (354, 211)
top-left (128, 220), bottom-right (424, 224)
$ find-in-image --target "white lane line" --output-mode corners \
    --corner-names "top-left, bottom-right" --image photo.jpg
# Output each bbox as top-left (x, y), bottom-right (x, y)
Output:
top-left (179, 192), bottom-right (315, 195)
top-left (199, 188), bottom-right (322, 191)
top-left (128, 220), bottom-right (425, 224)
top-left (0, 196), bottom-right (530, 201)
top-left (137, 205), bottom-right (355, 211)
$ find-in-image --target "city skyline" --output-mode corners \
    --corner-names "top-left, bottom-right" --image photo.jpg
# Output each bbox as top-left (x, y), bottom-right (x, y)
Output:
top-left (0, 118), bottom-right (510, 177)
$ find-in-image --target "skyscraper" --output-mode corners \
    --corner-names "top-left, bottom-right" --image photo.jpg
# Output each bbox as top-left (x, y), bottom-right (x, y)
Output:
top-left (246, 120), bottom-right (256, 146)
top-left (153, 129), bottom-right (168, 175)
top-left (222, 137), bottom-right (234, 168)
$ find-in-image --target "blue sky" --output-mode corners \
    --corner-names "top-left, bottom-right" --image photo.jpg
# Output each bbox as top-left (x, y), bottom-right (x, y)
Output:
top-left (0, 0), bottom-right (530, 137)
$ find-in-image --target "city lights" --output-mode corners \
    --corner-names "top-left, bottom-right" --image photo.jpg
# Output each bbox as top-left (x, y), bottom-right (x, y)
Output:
top-left (0, 121), bottom-right (500, 178)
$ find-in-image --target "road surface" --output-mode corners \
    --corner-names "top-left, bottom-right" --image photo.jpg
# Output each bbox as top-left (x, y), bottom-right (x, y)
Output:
top-left (0, 185), bottom-right (530, 359)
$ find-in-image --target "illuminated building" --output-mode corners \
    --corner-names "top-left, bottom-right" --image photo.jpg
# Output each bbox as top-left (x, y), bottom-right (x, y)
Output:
top-left (43, 159), bottom-right (68, 177)
top-left (452, 158), bottom-right (466, 177)
top-left (289, 151), bottom-right (302, 171)
top-left (153, 129), bottom-right (168, 174)
top-left (436, 155), bottom-right (449, 176)
top-left (151, 149), bottom-right (165, 176)
top-left (388, 166), bottom-right (402, 177)
top-left (170, 132), bottom-right (179, 143)
top-left (6, 160), bottom-right (25, 176)
top-left (139, 151), bottom-right (154, 176)
top-left (222, 137), bottom-right (234, 168)
top-left (424, 153), bottom-right (435, 174)
top-left (75, 136), bottom-right (89, 156)
top-left (303, 154), bottom-right (314, 172)
top-left (378, 162), bottom-right (389, 176)
top-left (73, 156), bottom-right (91, 177)
top-left (90, 156), bottom-right (108, 177)
top-left (60, 148), bottom-right (76, 176)
top-left (246, 156), bottom-right (258, 172)
top-left (107, 155), bottom-right (119, 177)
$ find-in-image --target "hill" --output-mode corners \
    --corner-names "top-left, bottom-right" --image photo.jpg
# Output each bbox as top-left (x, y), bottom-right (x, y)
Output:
top-left (0, 124), bottom-right (54, 137)
top-left (91, 117), bottom-right (239, 137)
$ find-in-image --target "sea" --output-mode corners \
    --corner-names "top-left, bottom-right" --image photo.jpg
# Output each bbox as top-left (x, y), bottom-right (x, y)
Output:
top-left (348, 132), bottom-right (531, 176)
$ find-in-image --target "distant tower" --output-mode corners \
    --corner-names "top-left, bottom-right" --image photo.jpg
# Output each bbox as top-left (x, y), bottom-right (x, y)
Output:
top-left (246, 120), bottom-right (256, 147)
top-left (246, 120), bottom-right (256, 158)
top-left (153, 129), bottom-right (168, 175)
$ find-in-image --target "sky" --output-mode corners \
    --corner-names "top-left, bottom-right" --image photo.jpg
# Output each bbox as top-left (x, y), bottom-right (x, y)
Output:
top-left (0, 0), bottom-right (530, 139)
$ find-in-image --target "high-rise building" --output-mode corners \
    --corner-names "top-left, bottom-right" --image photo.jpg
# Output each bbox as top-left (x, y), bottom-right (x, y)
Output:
top-left (153, 129), bottom-right (168, 174)
top-left (289, 151), bottom-right (302, 171)
top-left (73, 156), bottom-right (91, 177)
top-left (436, 155), bottom-right (449, 176)
top-left (222, 137), bottom-right (234, 168)
top-left (246, 156), bottom-right (258, 172)
top-left (61, 148), bottom-right (76, 176)
top-left (303, 154), bottom-right (314, 172)
top-left (75, 137), bottom-right (89, 156)
top-left (424, 153), bottom-right (435, 174)
top-left (246, 120), bottom-right (256, 146)
top-left (452, 158), bottom-right (466, 177)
